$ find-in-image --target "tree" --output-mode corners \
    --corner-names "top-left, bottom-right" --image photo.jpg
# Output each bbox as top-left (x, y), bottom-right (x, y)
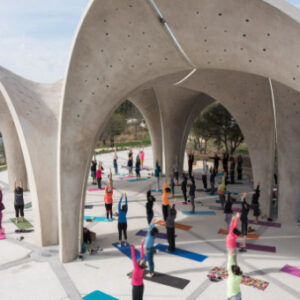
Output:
top-left (191, 103), bottom-right (244, 154)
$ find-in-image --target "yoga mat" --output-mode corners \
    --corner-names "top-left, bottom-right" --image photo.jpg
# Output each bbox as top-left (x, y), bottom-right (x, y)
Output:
top-left (156, 244), bottom-right (207, 262)
top-left (84, 216), bottom-right (95, 221)
top-left (248, 219), bottom-right (281, 228)
top-left (112, 242), bottom-right (143, 260)
top-left (24, 202), bottom-right (32, 209)
top-left (119, 175), bottom-right (135, 180)
top-left (206, 191), bottom-right (238, 196)
top-left (156, 220), bottom-right (192, 231)
top-left (217, 228), bottom-right (259, 240)
top-left (0, 228), bottom-right (5, 240)
top-left (87, 188), bottom-right (104, 192)
top-left (182, 211), bottom-right (216, 216)
top-left (280, 264), bottom-right (300, 278)
top-left (208, 205), bottom-right (223, 211)
top-left (10, 218), bottom-right (33, 229)
top-left (136, 230), bottom-right (176, 239)
top-left (85, 205), bottom-right (94, 209)
top-left (216, 200), bottom-right (242, 204)
top-left (143, 271), bottom-right (190, 289)
top-left (177, 201), bottom-right (202, 206)
top-left (210, 267), bottom-right (269, 291)
top-left (236, 242), bottom-right (276, 253)
top-left (84, 216), bottom-right (114, 222)
top-left (233, 208), bottom-right (241, 212)
top-left (151, 189), bottom-right (162, 193)
top-left (127, 177), bottom-right (149, 182)
top-left (83, 290), bottom-right (119, 300)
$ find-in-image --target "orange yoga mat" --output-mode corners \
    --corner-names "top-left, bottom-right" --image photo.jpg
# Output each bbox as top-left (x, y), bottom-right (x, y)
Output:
top-left (218, 228), bottom-right (259, 240)
top-left (156, 220), bottom-right (192, 231)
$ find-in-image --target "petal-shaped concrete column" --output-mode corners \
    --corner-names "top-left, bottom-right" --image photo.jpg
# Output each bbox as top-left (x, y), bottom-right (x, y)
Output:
top-left (59, 0), bottom-right (191, 262)
top-left (0, 66), bottom-right (62, 246)
top-left (272, 81), bottom-right (300, 222)
top-left (179, 70), bottom-right (275, 215)
top-left (153, 85), bottom-right (214, 175)
top-left (0, 93), bottom-right (28, 191)
top-left (129, 88), bottom-right (163, 168)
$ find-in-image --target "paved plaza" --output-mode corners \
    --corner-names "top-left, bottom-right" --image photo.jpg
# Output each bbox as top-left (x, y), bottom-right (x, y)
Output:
top-left (0, 147), bottom-right (300, 299)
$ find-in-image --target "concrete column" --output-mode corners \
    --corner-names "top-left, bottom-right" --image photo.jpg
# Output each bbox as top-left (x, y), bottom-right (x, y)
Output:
top-left (272, 81), bottom-right (300, 222)
top-left (154, 86), bottom-right (213, 176)
top-left (129, 88), bottom-right (163, 169)
top-left (180, 70), bottom-right (275, 216)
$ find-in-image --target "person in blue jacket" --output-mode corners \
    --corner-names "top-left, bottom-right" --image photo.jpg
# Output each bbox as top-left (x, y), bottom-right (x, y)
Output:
top-left (118, 193), bottom-right (128, 246)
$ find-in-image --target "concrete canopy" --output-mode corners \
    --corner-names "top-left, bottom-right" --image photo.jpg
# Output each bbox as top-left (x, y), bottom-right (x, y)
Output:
top-left (58, 0), bottom-right (300, 262)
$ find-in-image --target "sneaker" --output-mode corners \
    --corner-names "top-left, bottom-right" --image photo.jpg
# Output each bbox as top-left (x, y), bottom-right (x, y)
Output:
top-left (146, 273), bottom-right (154, 278)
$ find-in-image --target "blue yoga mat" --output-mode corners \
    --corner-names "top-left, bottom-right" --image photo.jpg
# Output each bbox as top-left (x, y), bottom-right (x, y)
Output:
top-left (127, 177), bottom-right (149, 182)
top-left (181, 211), bottom-right (216, 215)
top-left (84, 216), bottom-right (95, 221)
top-left (83, 290), bottom-right (119, 300)
top-left (155, 244), bottom-right (207, 262)
top-left (112, 242), bottom-right (145, 261)
top-left (84, 216), bottom-right (114, 222)
top-left (136, 230), bottom-right (176, 239)
top-left (151, 189), bottom-right (162, 193)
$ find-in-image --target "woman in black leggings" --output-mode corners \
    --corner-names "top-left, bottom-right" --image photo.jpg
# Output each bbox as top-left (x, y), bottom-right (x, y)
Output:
top-left (118, 193), bottom-right (128, 246)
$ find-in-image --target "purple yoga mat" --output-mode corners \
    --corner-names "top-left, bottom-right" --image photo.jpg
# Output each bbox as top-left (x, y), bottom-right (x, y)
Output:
top-left (248, 219), bottom-right (281, 228)
top-left (236, 242), bottom-right (276, 253)
top-left (280, 264), bottom-right (300, 278)
top-left (136, 230), bottom-right (176, 239)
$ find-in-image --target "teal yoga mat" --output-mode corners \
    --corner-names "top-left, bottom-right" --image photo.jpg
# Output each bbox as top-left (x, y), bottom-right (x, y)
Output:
top-left (127, 177), bottom-right (149, 182)
top-left (83, 290), bottom-right (119, 300)
top-left (181, 211), bottom-right (216, 215)
top-left (84, 216), bottom-right (114, 222)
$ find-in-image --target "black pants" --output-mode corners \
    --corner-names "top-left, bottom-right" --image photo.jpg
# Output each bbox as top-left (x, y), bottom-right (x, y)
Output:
top-left (188, 164), bottom-right (193, 178)
top-left (15, 205), bottom-right (24, 218)
top-left (202, 175), bottom-right (207, 190)
top-left (132, 284), bottom-right (144, 300)
top-left (182, 190), bottom-right (187, 202)
top-left (167, 227), bottom-right (175, 251)
top-left (118, 222), bottom-right (127, 241)
top-left (210, 181), bottom-right (215, 194)
top-left (105, 203), bottom-right (112, 219)
top-left (147, 212), bottom-right (153, 225)
top-left (97, 177), bottom-right (102, 189)
top-left (230, 170), bottom-right (235, 184)
top-left (237, 168), bottom-right (242, 180)
top-left (162, 205), bottom-right (169, 221)
top-left (136, 169), bottom-right (140, 179)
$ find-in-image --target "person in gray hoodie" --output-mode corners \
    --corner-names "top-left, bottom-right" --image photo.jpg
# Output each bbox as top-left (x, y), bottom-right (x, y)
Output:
top-left (166, 200), bottom-right (177, 251)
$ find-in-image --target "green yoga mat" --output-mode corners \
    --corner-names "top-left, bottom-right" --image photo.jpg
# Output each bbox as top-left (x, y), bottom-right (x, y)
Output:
top-left (24, 202), bottom-right (32, 209)
top-left (10, 218), bottom-right (33, 229)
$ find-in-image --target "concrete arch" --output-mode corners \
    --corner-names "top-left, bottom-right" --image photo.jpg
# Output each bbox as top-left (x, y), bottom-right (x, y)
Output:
top-left (59, 0), bottom-right (300, 261)
top-left (0, 66), bottom-right (62, 246)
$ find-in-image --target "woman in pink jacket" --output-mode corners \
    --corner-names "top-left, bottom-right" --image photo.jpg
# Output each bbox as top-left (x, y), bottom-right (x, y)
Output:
top-left (104, 182), bottom-right (113, 221)
top-left (225, 212), bottom-right (240, 257)
top-left (131, 239), bottom-right (147, 300)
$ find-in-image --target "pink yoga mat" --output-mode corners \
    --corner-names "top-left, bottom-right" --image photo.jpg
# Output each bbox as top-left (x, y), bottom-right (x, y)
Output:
top-left (0, 228), bottom-right (5, 240)
top-left (119, 175), bottom-right (135, 180)
top-left (280, 264), bottom-right (300, 278)
top-left (248, 219), bottom-right (281, 228)
top-left (233, 208), bottom-right (241, 212)
top-left (177, 202), bottom-right (202, 206)
top-left (87, 188), bottom-right (104, 192)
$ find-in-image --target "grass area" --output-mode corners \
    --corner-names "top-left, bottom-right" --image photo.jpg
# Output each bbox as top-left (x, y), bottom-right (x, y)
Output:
top-left (0, 164), bottom-right (7, 172)
top-left (236, 145), bottom-right (249, 154)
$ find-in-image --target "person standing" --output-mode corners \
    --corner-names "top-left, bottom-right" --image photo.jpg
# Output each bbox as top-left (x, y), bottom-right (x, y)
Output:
top-left (230, 156), bottom-right (235, 184)
top-left (113, 151), bottom-right (118, 175)
top-left (202, 159), bottom-right (208, 191)
top-left (224, 192), bottom-right (234, 231)
top-left (210, 153), bottom-right (220, 173)
top-left (209, 167), bottom-right (216, 194)
top-left (104, 181), bottom-right (113, 221)
top-left (145, 217), bottom-right (159, 278)
top-left (118, 193), bottom-right (128, 246)
top-left (135, 155), bottom-right (141, 180)
top-left (130, 239), bottom-right (147, 300)
top-left (239, 192), bottom-right (250, 252)
top-left (139, 149), bottom-right (145, 169)
top-left (225, 212), bottom-right (240, 257)
top-left (166, 200), bottom-right (177, 251)
top-left (146, 186), bottom-right (156, 225)
top-left (91, 157), bottom-right (97, 185)
top-left (252, 182), bottom-right (261, 223)
top-left (128, 148), bottom-right (133, 175)
top-left (189, 180), bottom-right (196, 213)
top-left (14, 179), bottom-right (24, 223)
top-left (96, 163), bottom-right (103, 189)
top-left (154, 160), bottom-right (161, 191)
top-left (222, 152), bottom-right (229, 178)
top-left (161, 181), bottom-right (170, 221)
top-left (181, 174), bottom-right (188, 203)
top-left (173, 159), bottom-right (179, 186)
top-left (187, 151), bottom-right (194, 178)
top-left (226, 251), bottom-right (242, 300)
top-left (217, 175), bottom-right (226, 209)
top-left (169, 173), bottom-right (175, 198)
top-left (237, 154), bottom-right (243, 180)
top-left (0, 186), bottom-right (4, 234)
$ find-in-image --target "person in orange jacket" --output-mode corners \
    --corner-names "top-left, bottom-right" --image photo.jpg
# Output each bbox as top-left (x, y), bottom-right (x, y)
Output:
top-left (161, 181), bottom-right (171, 221)
top-left (104, 181), bottom-right (113, 221)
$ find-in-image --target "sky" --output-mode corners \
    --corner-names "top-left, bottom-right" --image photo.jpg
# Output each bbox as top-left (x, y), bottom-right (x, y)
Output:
top-left (0, 0), bottom-right (299, 83)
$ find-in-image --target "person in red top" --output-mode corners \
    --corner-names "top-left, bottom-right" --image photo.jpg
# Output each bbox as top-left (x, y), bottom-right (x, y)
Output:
top-left (96, 163), bottom-right (103, 189)
top-left (130, 239), bottom-right (147, 300)
top-left (104, 181), bottom-right (113, 221)
top-left (225, 212), bottom-right (240, 257)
